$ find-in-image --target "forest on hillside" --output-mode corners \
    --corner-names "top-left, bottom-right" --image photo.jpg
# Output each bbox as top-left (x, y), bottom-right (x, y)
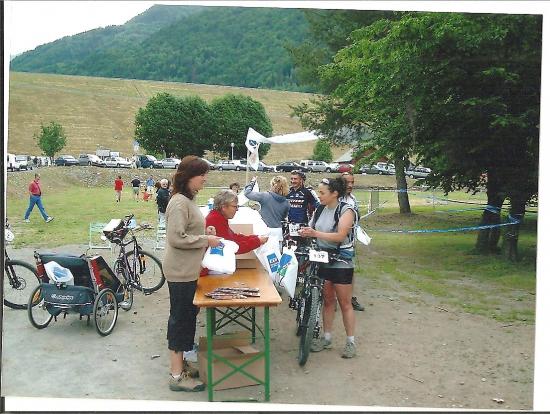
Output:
top-left (10, 5), bottom-right (310, 91)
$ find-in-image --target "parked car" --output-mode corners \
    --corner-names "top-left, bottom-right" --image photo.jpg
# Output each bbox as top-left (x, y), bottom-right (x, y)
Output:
top-left (327, 162), bottom-right (340, 172)
top-left (15, 155), bottom-right (33, 170)
top-left (376, 162), bottom-right (396, 174)
top-left (275, 161), bottom-right (308, 173)
top-left (258, 161), bottom-right (276, 172)
top-left (137, 154), bottom-right (163, 169)
top-left (200, 158), bottom-right (217, 170)
top-left (55, 155), bottom-right (79, 166)
top-left (7, 153), bottom-right (22, 171)
top-left (216, 159), bottom-right (247, 171)
top-left (300, 160), bottom-right (333, 173)
top-left (337, 163), bottom-right (354, 174)
top-left (104, 156), bottom-right (132, 168)
top-left (160, 158), bottom-right (181, 169)
top-left (78, 153), bottom-right (105, 167)
top-left (405, 166), bottom-right (432, 179)
top-left (359, 164), bottom-right (392, 175)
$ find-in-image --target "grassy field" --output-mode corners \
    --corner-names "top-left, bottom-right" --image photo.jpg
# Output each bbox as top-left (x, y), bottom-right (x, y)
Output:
top-left (6, 167), bottom-right (537, 323)
top-left (7, 71), bottom-right (351, 163)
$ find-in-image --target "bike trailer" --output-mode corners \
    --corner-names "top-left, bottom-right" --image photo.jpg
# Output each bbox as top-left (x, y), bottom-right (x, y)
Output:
top-left (40, 283), bottom-right (95, 316)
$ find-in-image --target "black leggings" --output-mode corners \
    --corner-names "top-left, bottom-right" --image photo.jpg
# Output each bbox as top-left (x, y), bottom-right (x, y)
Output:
top-left (167, 281), bottom-right (199, 352)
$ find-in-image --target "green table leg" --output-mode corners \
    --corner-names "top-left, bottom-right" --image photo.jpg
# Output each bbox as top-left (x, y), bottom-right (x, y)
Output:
top-left (206, 307), bottom-right (214, 402)
top-left (264, 306), bottom-right (270, 401)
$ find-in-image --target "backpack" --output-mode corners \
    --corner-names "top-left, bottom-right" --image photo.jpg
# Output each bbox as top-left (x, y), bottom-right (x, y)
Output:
top-left (311, 201), bottom-right (357, 251)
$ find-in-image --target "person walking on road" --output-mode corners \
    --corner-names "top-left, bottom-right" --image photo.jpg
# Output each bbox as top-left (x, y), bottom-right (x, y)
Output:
top-left (114, 175), bottom-right (124, 202)
top-left (146, 175), bottom-right (155, 195)
top-left (131, 175), bottom-right (140, 202)
top-left (24, 173), bottom-right (54, 223)
top-left (163, 156), bottom-right (221, 392)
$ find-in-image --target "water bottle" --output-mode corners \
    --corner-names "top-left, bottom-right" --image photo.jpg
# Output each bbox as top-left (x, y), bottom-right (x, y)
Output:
top-left (207, 198), bottom-right (214, 211)
top-left (129, 218), bottom-right (137, 228)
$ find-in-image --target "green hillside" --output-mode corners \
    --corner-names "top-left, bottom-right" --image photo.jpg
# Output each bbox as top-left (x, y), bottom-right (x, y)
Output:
top-left (10, 5), bottom-right (310, 91)
top-left (7, 71), bottom-right (350, 163)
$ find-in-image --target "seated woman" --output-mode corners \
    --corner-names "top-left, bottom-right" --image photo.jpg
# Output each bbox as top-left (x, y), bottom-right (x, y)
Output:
top-left (202, 190), bottom-right (268, 275)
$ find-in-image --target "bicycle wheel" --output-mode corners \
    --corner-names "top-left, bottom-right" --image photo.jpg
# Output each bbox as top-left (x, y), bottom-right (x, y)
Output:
top-left (93, 288), bottom-right (118, 336)
top-left (27, 285), bottom-right (53, 329)
top-left (125, 250), bottom-right (165, 293)
top-left (4, 260), bottom-right (41, 309)
top-left (298, 286), bottom-right (321, 366)
top-left (114, 259), bottom-right (133, 311)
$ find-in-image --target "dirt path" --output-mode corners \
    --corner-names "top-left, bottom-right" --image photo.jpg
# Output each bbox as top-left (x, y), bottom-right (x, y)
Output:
top-left (2, 245), bottom-right (534, 409)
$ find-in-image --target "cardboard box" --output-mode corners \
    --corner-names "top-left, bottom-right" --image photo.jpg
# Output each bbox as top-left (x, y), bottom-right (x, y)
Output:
top-left (198, 332), bottom-right (264, 391)
top-left (230, 223), bottom-right (259, 268)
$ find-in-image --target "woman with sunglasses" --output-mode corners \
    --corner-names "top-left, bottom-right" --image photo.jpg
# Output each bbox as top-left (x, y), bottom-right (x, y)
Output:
top-left (298, 176), bottom-right (357, 359)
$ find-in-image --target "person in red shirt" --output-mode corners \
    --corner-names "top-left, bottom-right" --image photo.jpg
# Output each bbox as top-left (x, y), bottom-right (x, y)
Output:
top-left (114, 175), bottom-right (124, 202)
top-left (24, 173), bottom-right (53, 223)
top-left (201, 190), bottom-right (268, 275)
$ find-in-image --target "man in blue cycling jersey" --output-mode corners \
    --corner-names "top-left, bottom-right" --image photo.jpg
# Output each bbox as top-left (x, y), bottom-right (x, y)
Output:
top-left (287, 170), bottom-right (320, 224)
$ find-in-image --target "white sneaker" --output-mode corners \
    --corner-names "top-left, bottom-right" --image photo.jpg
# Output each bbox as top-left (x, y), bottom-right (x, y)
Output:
top-left (24, 219), bottom-right (30, 223)
top-left (46, 217), bottom-right (54, 223)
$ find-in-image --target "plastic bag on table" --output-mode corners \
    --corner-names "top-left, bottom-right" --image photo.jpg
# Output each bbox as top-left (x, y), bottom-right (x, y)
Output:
top-left (254, 236), bottom-right (281, 283)
top-left (276, 247), bottom-right (299, 298)
top-left (201, 239), bottom-right (239, 275)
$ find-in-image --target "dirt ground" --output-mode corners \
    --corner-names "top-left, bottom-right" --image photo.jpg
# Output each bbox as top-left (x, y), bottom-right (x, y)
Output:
top-left (1, 244), bottom-right (534, 410)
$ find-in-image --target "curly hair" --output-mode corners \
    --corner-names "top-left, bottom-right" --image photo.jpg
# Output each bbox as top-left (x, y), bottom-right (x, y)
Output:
top-left (270, 175), bottom-right (289, 196)
top-left (172, 156), bottom-right (209, 200)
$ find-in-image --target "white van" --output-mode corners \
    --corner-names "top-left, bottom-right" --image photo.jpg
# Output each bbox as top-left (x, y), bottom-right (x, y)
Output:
top-left (7, 153), bottom-right (22, 171)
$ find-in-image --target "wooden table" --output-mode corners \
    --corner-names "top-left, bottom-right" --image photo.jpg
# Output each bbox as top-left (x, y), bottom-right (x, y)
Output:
top-left (193, 264), bottom-right (282, 402)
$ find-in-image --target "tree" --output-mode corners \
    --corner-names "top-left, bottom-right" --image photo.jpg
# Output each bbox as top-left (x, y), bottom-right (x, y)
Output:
top-left (34, 121), bottom-right (67, 158)
top-left (209, 94), bottom-right (272, 159)
top-left (312, 139), bottom-right (333, 162)
top-left (134, 92), bottom-right (213, 158)
top-left (292, 12), bottom-right (541, 259)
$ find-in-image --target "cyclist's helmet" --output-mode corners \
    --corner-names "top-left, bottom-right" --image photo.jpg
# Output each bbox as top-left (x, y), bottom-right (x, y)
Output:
top-left (291, 169), bottom-right (306, 181)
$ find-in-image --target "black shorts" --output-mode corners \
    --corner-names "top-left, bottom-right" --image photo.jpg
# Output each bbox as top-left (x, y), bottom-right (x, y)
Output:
top-left (167, 281), bottom-right (199, 352)
top-left (318, 267), bottom-right (354, 285)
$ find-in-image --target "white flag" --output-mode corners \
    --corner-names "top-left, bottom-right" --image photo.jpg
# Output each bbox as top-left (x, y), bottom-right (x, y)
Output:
top-left (245, 128), bottom-right (266, 171)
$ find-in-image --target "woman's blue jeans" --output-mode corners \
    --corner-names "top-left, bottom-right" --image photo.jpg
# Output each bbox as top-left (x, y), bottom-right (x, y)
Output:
top-left (24, 195), bottom-right (48, 220)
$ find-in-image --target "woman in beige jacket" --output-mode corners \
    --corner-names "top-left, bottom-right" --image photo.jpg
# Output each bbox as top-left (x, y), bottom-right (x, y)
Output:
top-left (163, 156), bottom-right (221, 392)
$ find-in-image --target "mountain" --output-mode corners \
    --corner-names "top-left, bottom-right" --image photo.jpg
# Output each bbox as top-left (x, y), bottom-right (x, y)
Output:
top-left (10, 5), bottom-right (310, 91)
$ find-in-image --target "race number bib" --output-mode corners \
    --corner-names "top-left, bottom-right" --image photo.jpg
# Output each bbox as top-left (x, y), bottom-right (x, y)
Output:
top-left (289, 223), bottom-right (302, 237)
top-left (309, 249), bottom-right (329, 263)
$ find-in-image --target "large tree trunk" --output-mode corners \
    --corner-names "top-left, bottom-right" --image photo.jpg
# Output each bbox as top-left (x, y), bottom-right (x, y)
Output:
top-left (501, 195), bottom-right (526, 262)
top-left (475, 173), bottom-right (505, 254)
top-left (394, 156), bottom-right (411, 214)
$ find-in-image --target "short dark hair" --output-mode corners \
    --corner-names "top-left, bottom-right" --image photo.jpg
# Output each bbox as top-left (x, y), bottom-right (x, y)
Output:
top-left (229, 182), bottom-right (240, 189)
top-left (172, 156), bottom-right (209, 200)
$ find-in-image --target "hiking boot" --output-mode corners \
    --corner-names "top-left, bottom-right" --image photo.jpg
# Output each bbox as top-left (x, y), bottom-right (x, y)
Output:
top-left (310, 337), bottom-right (332, 352)
top-left (46, 217), bottom-right (54, 223)
top-left (352, 296), bottom-right (365, 311)
top-left (341, 342), bottom-right (356, 359)
top-left (169, 372), bottom-right (205, 392)
top-left (183, 360), bottom-right (199, 378)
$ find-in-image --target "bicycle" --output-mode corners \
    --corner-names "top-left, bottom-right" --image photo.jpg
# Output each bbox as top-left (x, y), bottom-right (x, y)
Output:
top-left (103, 214), bottom-right (165, 311)
top-left (3, 218), bottom-right (41, 309)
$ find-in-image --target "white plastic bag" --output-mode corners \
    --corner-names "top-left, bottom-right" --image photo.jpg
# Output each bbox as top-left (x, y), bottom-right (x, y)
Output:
top-left (356, 226), bottom-right (372, 246)
top-left (201, 239), bottom-right (239, 275)
top-left (254, 236), bottom-right (281, 283)
top-left (44, 261), bottom-right (75, 285)
top-left (276, 247), bottom-right (299, 298)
